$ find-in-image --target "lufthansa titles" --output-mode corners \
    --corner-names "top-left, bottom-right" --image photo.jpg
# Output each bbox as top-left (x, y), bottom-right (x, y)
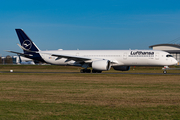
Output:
top-left (129, 51), bottom-right (154, 57)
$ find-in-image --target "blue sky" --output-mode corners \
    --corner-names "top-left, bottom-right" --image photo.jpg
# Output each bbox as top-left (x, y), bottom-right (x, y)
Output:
top-left (1, 0), bottom-right (180, 56)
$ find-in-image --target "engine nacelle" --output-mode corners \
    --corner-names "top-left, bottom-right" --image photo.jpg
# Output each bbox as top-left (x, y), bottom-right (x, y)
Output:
top-left (92, 60), bottom-right (111, 71)
top-left (113, 66), bottom-right (130, 71)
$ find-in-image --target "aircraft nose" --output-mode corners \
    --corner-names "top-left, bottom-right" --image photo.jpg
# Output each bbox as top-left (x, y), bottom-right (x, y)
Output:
top-left (172, 58), bottom-right (178, 65)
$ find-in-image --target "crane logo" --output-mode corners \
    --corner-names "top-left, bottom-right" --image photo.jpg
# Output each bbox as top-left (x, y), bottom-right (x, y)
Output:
top-left (22, 40), bottom-right (32, 50)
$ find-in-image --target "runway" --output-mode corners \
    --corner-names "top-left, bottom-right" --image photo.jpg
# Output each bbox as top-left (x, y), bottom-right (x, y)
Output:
top-left (1, 71), bottom-right (180, 75)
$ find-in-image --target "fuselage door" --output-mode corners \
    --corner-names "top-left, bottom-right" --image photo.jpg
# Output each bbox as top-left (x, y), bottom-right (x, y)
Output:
top-left (155, 53), bottom-right (159, 60)
top-left (123, 53), bottom-right (127, 60)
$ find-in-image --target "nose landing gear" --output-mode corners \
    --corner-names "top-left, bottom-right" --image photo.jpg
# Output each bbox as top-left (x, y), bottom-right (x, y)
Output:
top-left (163, 70), bottom-right (167, 74)
top-left (162, 66), bottom-right (168, 74)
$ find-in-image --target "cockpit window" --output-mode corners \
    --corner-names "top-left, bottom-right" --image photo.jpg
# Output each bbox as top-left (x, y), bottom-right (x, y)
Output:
top-left (166, 54), bottom-right (173, 57)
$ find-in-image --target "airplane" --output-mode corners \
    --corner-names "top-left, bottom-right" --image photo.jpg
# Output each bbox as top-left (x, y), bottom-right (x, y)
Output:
top-left (17, 55), bottom-right (35, 65)
top-left (7, 29), bottom-right (178, 73)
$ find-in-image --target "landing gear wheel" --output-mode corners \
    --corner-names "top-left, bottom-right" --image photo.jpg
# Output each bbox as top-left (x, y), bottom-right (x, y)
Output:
top-left (92, 69), bottom-right (102, 73)
top-left (80, 69), bottom-right (91, 73)
top-left (80, 69), bottom-right (84, 73)
top-left (163, 70), bottom-right (167, 74)
top-left (86, 69), bottom-right (91, 73)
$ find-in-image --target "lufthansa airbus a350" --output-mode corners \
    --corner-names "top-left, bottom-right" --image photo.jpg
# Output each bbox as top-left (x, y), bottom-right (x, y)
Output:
top-left (7, 29), bottom-right (178, 73)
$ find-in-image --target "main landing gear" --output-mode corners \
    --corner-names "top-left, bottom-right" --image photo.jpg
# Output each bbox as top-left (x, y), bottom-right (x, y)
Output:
top-left (80, 69), bottom-right (91, 73)
top-left (80, 69), bottom-right (102, 73)
top-left (92, 69), bottom-right (102, 73)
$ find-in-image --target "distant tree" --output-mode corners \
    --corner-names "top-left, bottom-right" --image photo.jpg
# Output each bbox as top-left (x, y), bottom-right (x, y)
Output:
top-left (0, 57), bottom-right (2, 64)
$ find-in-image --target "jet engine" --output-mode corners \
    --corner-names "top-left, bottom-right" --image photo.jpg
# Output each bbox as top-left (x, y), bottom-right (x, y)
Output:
top-left (92, 60), bottom-right (111, 71)
top-left (113, 66), bottom-right (130, 71)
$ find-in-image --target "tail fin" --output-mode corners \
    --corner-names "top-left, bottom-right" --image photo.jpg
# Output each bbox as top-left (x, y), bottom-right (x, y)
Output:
top-left (15, 29), bottom-right (40, 53)
top-left (15, 29), bottom-right (45, 63)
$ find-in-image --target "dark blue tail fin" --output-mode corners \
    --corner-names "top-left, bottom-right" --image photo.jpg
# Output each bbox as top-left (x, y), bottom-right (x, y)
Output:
top-left (15, 29), bottom-right (40, 53)
top-left (15, 29), bottom-right (45, 62)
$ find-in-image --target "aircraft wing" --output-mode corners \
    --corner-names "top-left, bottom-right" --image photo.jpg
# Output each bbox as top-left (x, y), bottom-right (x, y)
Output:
top-left (51, 54), bottom-right (92, 62)
top-left (48, 53), bottom-right (119, 64)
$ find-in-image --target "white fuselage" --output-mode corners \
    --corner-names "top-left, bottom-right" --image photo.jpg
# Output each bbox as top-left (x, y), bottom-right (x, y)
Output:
top-left (39, 50), bottom-right (177, 66)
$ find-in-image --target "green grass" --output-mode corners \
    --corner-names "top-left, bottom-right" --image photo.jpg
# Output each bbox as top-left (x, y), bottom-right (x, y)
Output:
top-left (0, 101), bottom-right (179, 120)
top-left (0, 65), bottom-right (180, 119)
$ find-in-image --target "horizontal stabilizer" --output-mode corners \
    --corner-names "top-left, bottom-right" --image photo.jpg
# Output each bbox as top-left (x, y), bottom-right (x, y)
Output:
top-left (6, 50), bottom-right (33, 56)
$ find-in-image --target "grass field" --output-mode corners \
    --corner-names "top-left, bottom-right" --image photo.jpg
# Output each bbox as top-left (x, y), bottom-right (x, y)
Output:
top-left (0, 65), bottom-right (180, 119)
